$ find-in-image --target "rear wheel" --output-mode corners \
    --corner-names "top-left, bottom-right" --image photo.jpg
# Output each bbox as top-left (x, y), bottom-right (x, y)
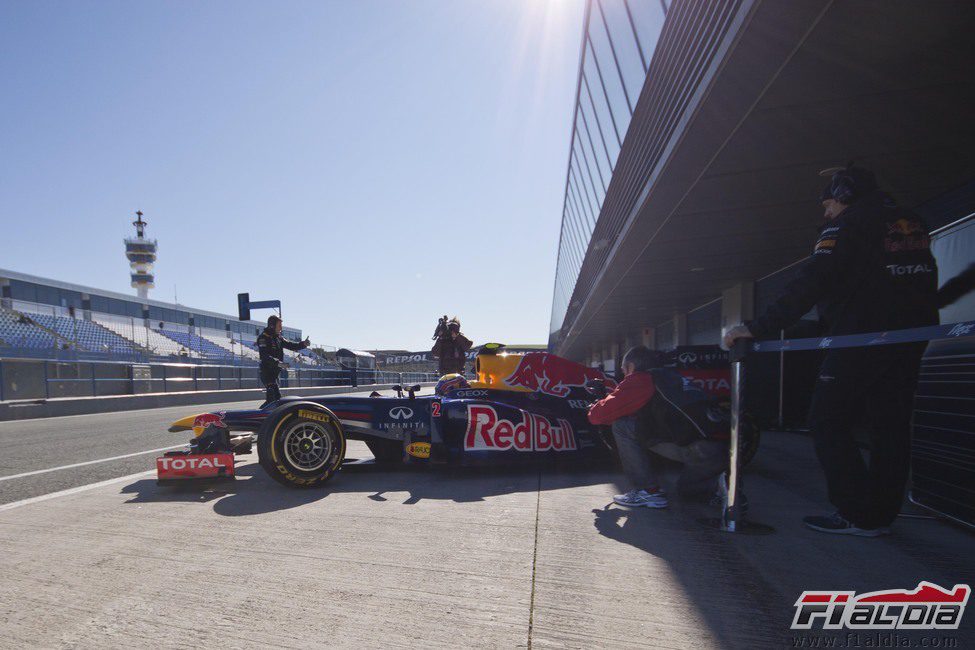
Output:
top-left (257, 402), bottom-right (345, 488)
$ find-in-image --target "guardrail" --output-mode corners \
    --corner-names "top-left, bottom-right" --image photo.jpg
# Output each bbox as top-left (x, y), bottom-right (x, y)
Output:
top-left (720, 319), bottom-right (975, 533)
top-left (0, 357), bottom-right (439, 402)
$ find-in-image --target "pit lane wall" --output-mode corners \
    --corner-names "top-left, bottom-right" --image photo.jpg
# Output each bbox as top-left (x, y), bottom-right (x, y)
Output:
top-left (0, 357), bottom-right (436, 421)
top-left (0, 383), bottom-right (435, 422)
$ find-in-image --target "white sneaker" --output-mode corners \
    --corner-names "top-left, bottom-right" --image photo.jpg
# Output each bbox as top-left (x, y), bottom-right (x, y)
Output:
top-left (613, 488), bottom-right (668, 508)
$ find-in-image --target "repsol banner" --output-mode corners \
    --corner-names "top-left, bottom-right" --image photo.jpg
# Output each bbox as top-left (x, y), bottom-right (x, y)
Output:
top-left (377, 350), bottom-right (478, 366)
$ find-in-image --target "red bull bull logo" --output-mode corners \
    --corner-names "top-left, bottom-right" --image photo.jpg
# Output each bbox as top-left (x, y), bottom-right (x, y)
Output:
top-left (884, 219), bottom-right (929, 252)
top-left (887, 219), bottom-right (923, 236)
top-left (191, 413), bottom-right (226, 436)
top-left (464, 405), bottom-right (577, 452)
top-left (503, 352), bottom-right (608, 397)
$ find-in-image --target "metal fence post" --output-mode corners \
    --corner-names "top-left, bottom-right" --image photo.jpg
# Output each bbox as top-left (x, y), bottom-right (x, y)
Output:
top-left (90, 361), bottom-right (97, 397)
top-left (721, 340), bottom-right (747, 533)
top-left (43, 360), bottom-right (50, 399)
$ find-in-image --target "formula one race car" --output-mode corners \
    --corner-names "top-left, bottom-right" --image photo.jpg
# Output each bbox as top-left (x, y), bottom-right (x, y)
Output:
top-left (160, 346), bottom-right (758, 488)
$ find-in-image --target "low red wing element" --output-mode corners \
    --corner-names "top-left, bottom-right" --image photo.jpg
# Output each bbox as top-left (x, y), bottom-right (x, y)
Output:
top-left (157, 453), bottom-right (235, 481)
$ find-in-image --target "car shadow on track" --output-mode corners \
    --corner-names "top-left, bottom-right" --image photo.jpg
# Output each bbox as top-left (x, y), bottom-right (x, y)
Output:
top-left (120, 454), bottom-right (617, 516)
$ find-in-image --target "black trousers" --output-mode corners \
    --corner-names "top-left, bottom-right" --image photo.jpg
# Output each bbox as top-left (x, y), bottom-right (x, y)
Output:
top-left (807, 343), bottom-right (925, 528)
top-left (261, 370), bottom-right (281, 409)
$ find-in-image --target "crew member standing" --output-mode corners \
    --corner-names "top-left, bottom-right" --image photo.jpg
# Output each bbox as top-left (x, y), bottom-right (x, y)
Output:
top-left (431, 317), bottom-right (472, 376)
top-left (258, 315), bottom-right (310, 408)
top-left (724, 165), bottom-right (938, 536)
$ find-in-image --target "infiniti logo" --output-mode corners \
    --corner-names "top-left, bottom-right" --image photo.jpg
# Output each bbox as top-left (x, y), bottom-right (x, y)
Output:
top-left (678, 352), bottom-right (697, 364)
top-left (389, 407), bottom-right (414, 420)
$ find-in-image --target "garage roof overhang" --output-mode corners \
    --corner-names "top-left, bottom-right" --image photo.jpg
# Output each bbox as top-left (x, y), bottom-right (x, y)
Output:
top-left (555, 0), bottom-right (975, 359)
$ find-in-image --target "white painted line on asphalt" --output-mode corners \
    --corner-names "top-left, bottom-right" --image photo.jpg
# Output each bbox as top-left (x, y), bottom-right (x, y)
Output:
top-left (0, 470), bottom-right (155, 512)
top-left (0, 445), bottom-right (186, 482)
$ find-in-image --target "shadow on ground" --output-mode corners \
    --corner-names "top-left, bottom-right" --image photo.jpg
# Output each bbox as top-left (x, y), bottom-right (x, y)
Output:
top-left (120, 455), bottom-right (616, 517)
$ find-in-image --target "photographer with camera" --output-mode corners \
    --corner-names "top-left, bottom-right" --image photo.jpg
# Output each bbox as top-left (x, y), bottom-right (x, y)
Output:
top-left (431, 315), bottom-right (472, 376)
top-left (257, 314), bottom-right (310, 408)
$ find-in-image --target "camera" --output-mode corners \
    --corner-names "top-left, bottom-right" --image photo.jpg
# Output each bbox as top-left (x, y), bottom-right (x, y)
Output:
top-left (432, 314), bottom-right (450, 341)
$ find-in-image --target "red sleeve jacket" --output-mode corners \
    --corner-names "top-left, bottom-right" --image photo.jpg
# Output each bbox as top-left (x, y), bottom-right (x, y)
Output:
top-left (587, 371), bottom-right (656, 425)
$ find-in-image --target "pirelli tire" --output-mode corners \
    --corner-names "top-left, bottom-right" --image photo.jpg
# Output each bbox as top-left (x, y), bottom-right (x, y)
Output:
top-left (257, 402), bottom-right (346, 488)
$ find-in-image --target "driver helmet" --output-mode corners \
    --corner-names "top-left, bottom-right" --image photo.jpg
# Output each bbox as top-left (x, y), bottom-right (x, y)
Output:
top-left (435, 373), bottom-right (470, 396)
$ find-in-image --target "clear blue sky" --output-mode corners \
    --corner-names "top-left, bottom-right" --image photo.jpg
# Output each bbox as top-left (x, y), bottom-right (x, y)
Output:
top-left (0, 0), bottom-right (584, 350)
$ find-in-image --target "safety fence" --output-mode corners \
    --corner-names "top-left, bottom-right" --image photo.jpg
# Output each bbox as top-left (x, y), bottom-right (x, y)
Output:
top-left (0, 357), bottom-right (438, 402)
top-left (721, 319), bottom-right (975, 532)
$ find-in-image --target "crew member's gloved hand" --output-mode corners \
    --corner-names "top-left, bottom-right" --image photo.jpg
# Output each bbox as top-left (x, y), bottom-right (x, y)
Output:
top-left (722, 324), bottom-right (753, 351)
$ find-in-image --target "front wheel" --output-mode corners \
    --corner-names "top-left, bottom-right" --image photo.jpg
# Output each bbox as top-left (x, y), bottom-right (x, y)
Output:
top-left (257, 402), bottom-right (346, 488)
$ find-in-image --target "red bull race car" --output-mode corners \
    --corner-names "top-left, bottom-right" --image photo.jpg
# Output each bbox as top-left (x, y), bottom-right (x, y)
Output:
top-left (160, 346), bottom-right (757, 487)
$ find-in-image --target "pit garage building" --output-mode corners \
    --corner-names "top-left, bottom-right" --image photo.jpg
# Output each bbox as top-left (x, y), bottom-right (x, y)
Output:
top-left (549, 0), bottom-right (975, 367)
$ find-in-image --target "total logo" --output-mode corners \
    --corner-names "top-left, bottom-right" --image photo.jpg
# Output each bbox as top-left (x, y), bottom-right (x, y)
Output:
top-left (465, 405), bottom-right (577, 452)
top-left (886, 263), bottom-right (933, 276)
top-left (792, 582), bottom-right (969, 631)
top-left (389, 407), bottom-right (414, 420)
top-left (158, 455), bottom-right (232, 471)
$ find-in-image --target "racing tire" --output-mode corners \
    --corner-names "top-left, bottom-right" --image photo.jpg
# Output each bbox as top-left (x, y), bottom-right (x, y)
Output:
top-left (365, 439), bottom-right (403, 464)
top-left (257, 402), bottom-right (346, 488)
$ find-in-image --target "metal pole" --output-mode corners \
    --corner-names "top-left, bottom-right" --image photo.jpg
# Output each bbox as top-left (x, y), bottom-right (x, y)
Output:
top-left (90, 362), bottom-right (96, 397)
top-left (721, 340), bottom-right (746, 532)
top-left (778, 329), bottom-right (785, 429)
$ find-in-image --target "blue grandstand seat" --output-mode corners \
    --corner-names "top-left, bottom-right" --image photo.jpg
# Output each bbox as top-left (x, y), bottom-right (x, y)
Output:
top-left (160, 329), bottom-right (233, 360)
top-left (0, 309), bottom-right (57, 349)
top-left (28, 314), bottom-right (135, 354)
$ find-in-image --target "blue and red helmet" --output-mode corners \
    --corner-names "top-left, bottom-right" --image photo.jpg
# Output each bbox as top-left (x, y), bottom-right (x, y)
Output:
top-left (435, 373), bottom-right (470, 396)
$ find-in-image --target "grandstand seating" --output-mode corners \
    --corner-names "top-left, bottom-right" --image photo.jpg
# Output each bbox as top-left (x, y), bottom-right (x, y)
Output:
top-left (145, 327), bottom-right (199, 358)
top-left (28, 313), bottom-right (136, 354)
top-left (92, 316), bottom-right (189, 358)
top-left (0, 308), bottom-right (56, 349)
top-left (200, 332), bottom-right (261, 361)
top-left (298, 348), bottom-right (321, 363)
top-left (2, 305), bottom-right (322, 367)
top-left (160, 329), bottom-right (233, 360)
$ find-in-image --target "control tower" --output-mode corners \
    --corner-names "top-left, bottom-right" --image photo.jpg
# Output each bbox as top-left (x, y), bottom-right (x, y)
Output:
top-left (124, 211), bottom-right (158, 299)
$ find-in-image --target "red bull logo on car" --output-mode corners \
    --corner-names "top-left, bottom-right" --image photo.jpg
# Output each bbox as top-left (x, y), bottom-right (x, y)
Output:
top-left (191, 413), bottom-right (226, 436)
top-left (465, 405), bottom-right (577, 452)
top-left (503, 352), bottom-right (607, 397)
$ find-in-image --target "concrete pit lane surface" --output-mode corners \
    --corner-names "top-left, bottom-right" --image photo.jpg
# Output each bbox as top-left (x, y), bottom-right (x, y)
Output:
top-left (0, 391), bottom-right (972, 648)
